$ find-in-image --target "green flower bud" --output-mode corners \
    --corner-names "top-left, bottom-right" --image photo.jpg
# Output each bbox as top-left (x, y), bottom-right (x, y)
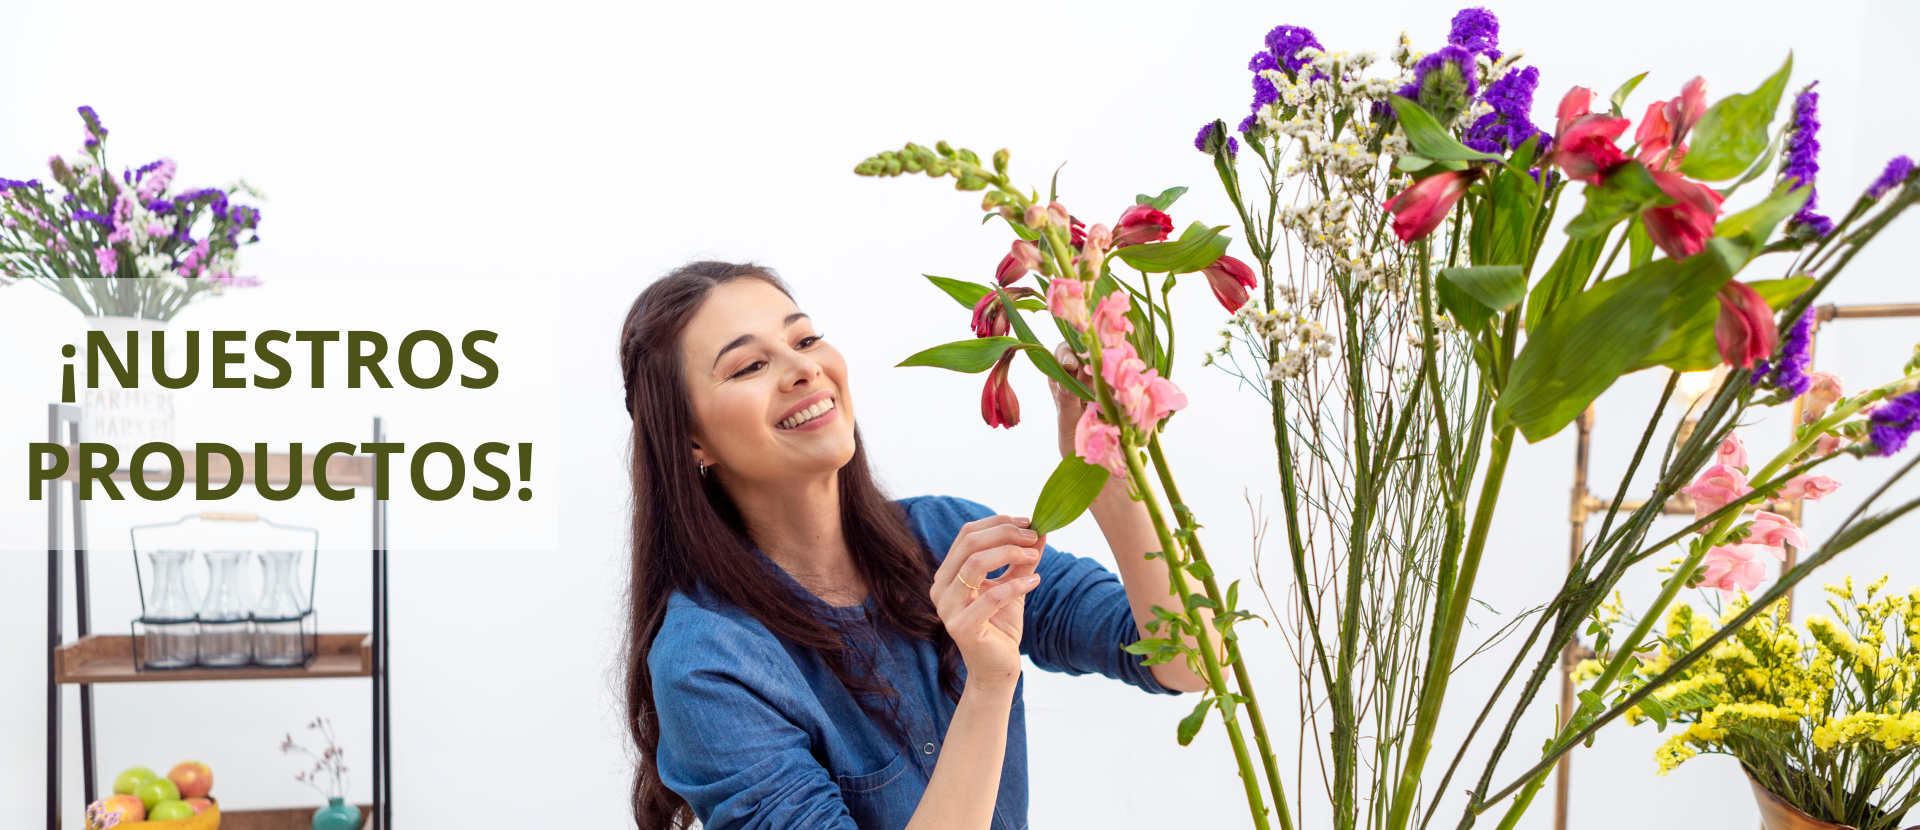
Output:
top-left (981, 190), bottom-right (1009, 210)
top-left (955, 175), bottom-right (988, 191)
top-left (927, 159), bottom-right (950, 177)
top-left (902, 152), bottom-right (925, 174)
top-left (992, 148), bottom-right (1009, 177)
top-left (885, 156), bottom-right (904, 176)
top-left (936, 140), bottom-right (955, 158)
top-left (957, 148), bottom-right (980, 166)
top-left (853, 158), bottom-right (885, 176)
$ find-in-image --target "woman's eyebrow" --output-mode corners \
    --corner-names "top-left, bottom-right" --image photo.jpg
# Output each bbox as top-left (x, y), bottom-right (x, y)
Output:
top-left (710, 313), bottom-right (811, 372)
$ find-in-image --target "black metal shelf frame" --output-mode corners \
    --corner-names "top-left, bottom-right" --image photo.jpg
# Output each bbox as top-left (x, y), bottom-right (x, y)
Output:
top-left (42, 403), bottom-right (393, 829)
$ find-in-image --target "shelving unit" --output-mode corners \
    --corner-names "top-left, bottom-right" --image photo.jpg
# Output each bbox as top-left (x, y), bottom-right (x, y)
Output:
top-left (44, 403), bottom-right (392, 830)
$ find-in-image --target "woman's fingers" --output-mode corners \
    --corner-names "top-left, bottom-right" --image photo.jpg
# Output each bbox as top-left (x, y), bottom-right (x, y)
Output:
top-left (952, 574), bottom-right (1042, 635)
top-left (997, 532), bottom-right (1045, 583)
top-left (957, 543), bottom-right (1039, 593)
top-left (935, 515), bottom-right (1017, 587)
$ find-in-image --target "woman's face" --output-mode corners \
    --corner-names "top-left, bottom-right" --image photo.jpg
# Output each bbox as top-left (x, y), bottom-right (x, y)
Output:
top-left (680, 278), bottom-right (856, 487)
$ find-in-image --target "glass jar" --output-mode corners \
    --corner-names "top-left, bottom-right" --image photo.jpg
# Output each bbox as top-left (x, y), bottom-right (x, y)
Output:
top-left (142, 550), bottom-right (199, 669)
top-left (252, 550), bottom-right (308, 666)
top-left (197, 550), bottom-right (252, 666)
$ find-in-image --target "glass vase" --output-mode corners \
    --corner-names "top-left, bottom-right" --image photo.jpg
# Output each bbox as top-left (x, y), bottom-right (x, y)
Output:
top-left (253, 550), bottom-right (308, 666)
top-left (142, 550), bottom-right (199, 669)
top-left (197, 550), bottom-right (252, 666)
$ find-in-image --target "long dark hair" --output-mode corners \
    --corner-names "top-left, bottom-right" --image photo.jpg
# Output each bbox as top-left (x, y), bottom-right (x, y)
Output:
top-left (619, 261), bottom-right (961, 829)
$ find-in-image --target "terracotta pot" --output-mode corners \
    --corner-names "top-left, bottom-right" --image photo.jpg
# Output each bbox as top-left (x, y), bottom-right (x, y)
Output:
top-left (1746, 770), bottom-right (1918, 830)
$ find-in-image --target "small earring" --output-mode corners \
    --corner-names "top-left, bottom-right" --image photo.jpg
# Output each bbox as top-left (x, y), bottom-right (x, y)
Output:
top-left (698, 460), bottom-right (709, 477)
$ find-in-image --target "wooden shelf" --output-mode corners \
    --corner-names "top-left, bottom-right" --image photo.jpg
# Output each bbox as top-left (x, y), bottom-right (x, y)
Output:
top-left (54, 634), bottom-right (371, 684)
top-left (52, 445), bottom-right (374, 487)
top-left (219, 805), bottom-right (371, 830)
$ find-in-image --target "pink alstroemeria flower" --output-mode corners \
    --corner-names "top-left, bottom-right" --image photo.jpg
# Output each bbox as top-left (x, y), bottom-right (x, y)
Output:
top-left (1048, 277), bottom-right (1089, 332)
top-left (981, 351), bottom-right (1020, 428)
top-left (1698, 543), bottom-right (1774, 601)
top-left (1074, 405), bottom-right (1127, 476)
top-left (1091, 293), bottom-right (1134, 348)
top-left (995, 240), bottom-right (1043, 286)
top-left (1546, 86), bottom-right (1632, 185)
top-left (1202, 254), bottom-right (1258, 311)
top-left (1110, 204), bottom-right (1173, 248)
top-left (1802, 371), bottom-right (1845, 422)
top-left (1634, 77), bottom-right (1708, 171)
top-left (1716, 432), bottom-right (1749, 470)
top-left (1643, 170), bottom-right (1726, 260)
top-left (1384, 170), bottom-right (1475, 243)
top-left (1682, 463), bottom-right (1753, 519)
top-left (1779, 474), bottom-right (1841, 502)
top-left (1713, 281), bottom-right (1778, 369)
top-left (1747, 511), bottom-right (1808, 554)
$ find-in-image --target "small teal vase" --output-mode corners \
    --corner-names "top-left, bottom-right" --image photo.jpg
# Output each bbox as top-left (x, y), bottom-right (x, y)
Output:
top-left (312, 797), bottom-right (360, 830)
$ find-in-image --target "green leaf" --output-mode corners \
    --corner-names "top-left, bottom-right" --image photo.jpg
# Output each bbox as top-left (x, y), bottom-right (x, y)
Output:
top-left (1111, 222), bottom-right (1230, 274)
top-left (1635, 277), bottom-right (1814, 372)
top-left (1715, 179), bottom-right (1812, 247)
top-left (1225, 580), bottom-right (1240, 612)
top-left (1497, 239), bottom-right (1747, 442)
top-left (925, 275), bottom-right (993, 310)
top-left (1029, 455), bottom-right (1113, 534)
top-left (1577, 689), bottom-right (1603, 712)
top-left (1525, 234), bottom-right (1609, 333)
top-left (1718, 121), bottom-right (1786, 198)
top-left (1627, 220), bottom-right (1654, 270)
top-left (1397, 155), bottom-right (1468, 174)
top-left (1439, 274), bottom-right (1495, 335)
top-left (1388, 97), bottom-right (1504, 162)
top-left (1135, 186), bottom-right (1188, 212)
top-left (1442, 265), bottom-right (1526, 311)
top-left (1680, 54), bottom-right (1793, 181)
top-left (1185, 560), bottom-right (1213, 581)
top-left (1184, 594), bottom-right (1221, 612)
top-left (1609, 72), bottom-right (1649, 117)
top-left (1639, 696), bottom-right (1670, 731)
top-left (1017, 342), bottom-right (1093, 401)
top-left (1177, 697), bottom-right (1212, 746)
top-left (897, 337), bottom-right (1021, 373)
top-left (1468, 167), bottom-right (1539, 268)
top-left (1565, 161), bottom-right (1665, 239)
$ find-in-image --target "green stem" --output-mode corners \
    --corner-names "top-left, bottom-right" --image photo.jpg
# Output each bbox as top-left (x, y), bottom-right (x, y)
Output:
top-left (1146, 435), bottom-right (1292, 830)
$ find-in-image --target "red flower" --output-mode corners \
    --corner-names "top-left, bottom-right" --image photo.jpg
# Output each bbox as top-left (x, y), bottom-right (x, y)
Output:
top-left (1545, 86), bottom-right (1631, 185)
top-left (1635, 77), bottom-right (1708, 171)
top-left (1642, 170), bottom-right (1725, 260)
top-left (980, 351), bottom-right (1020, 428)
top-left (1110, 204), bottom-right (1173, 248)
top-left (1383, 170), bottom-right (1474, 243)
top-left (1201, 254), bottom-right (1258, 311)
top-left (994, 239), bottom-right (1042, 286)
top-left (1714, 280), bottom-right (1778, 369)
top-left (970, 291), bottom-right (1009, 338)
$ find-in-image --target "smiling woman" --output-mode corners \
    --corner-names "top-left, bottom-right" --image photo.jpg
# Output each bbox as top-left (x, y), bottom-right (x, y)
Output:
top-left (617, 261), bottom-right (1210, 830)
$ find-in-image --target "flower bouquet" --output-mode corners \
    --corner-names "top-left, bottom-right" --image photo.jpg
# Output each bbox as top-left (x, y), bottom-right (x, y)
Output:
top-left (858, 7), bottom-right (1920, 829)
top-left (0, 106), bottom-right (262, 320)
top-left (1604, 577), bottom-right (1920, 829)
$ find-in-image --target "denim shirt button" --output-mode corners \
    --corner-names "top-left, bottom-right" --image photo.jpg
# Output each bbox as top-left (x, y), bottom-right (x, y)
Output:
top-left (922, 742), bottom-right (936, 755)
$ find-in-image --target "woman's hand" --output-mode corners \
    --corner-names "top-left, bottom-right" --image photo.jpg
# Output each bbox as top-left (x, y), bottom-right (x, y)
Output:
top-left (930, 515), bottom-right (1045, 690)
top-left (1050, 342), bottom-right (1095, 460)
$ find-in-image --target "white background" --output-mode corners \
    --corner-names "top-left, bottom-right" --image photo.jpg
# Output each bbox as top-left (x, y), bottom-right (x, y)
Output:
top-left (2, 0), bottom-right (1918, 828)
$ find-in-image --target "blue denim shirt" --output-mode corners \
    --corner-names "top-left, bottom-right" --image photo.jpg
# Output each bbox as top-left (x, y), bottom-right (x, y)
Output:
top-left (649, 495), bottom-right (1175, 830)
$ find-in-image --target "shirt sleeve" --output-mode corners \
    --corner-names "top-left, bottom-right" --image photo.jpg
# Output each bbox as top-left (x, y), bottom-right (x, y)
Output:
top-left (902, 495), bottom-right (1174, 695)
top-left (650, 600), bottom-right (863, 830)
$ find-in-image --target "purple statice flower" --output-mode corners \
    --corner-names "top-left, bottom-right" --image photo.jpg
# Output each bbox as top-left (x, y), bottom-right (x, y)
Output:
top-left (1448, 7), bottom-right (1501, 61)
top-left (1263, 25), bottom-right (1323, 77)
top-left (1867, 390), bottom-right (1920, 456)
top-left (1868, 155), bottom-right (1914, 200)
top-left (72, 209), bottom-right (112, 227)
top-left (147, 199), bottom-right (173, 213)
top-left (0, 177), bottom-right (39, 190)
top-left (1249, 51), bottom-right (1277, 74)
top-left (1397, 45), bottom-right (1479, 124)
top-left (1779, 83), bottom-right (1829, 233)
top-left (77, 106), bottom-right (107, 147)
top-left (1463, 137), bottom-right (1501, 153)
top-left (1237, 114), bottom-right (1260, 135)
top-left (1252, 73), bottom-right (1280, 110)
top-left (1465, 65), bottom-right (1550, 155)
top-left (1194, 121), bottom-right (1240, 156)
top-left (1752, 308), bottom-right (1814, 397)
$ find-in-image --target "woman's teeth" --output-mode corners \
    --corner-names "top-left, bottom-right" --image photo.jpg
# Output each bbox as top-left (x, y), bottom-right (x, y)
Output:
top-left (778, 397), bottom-right (836, 430)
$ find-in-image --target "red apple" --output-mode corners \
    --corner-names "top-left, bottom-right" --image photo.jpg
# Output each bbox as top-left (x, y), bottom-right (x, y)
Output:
top-left (97, 794), bottom-right (146, 823)
top-left (168, 761), bottom-right (213, 799)
top-left (184, 797), bottom-right (214, 814)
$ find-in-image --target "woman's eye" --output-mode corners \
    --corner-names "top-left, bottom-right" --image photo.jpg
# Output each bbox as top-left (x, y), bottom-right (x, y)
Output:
top-left (729, 360), bottom-right (767, 379)
top-left (797, 334), bottom-right (824, 349)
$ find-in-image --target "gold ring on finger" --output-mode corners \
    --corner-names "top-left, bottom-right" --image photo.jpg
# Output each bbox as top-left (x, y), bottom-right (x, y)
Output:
top-left (956, 575), bottom-right (979, 591)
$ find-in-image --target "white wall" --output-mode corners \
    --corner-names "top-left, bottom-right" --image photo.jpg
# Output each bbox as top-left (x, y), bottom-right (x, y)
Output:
top-left (2, 0), bottom-right (1917, 828)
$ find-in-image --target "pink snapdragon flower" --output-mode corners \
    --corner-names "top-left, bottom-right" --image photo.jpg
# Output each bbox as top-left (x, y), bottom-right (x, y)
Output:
top-left (1778, 474), bottom-right (1841, 502)
top-left (1091, 293), bottom-right (1134, 348)
top-left (1815, 434), bottom-right (1848, 456)
top-left (1384, 170), bottom-right (1474, 243)
top-left (1681, 463), bottom-right (1752, 518)
top-left (1699, 543), bottom-right (1774, 601)
top-left (1716, 432), bottom-right (1749, 470)
top-left (1120, 372), bottom-right (1188, 433)
top-left (1802, 371), bottom-right (1845, 422)
top-left (1048, 277), bottom-right (1089, 331)
top-left (1074, 405), bottom-right (1126, 476)
top-left (1746, 511), bottom-right (1807, 554)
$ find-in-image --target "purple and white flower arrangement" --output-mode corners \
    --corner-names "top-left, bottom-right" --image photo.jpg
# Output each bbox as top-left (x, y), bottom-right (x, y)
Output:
top-left (0, 106), bottom-right (262, 320)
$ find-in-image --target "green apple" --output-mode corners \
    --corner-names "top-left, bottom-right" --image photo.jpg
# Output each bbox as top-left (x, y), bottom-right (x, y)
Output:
top-left (134, 777), bottom-right (180, 810)
top-left (149, 799), bottom-right (195, 821)
top-left (113, 766), bottom-right (157, 795)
